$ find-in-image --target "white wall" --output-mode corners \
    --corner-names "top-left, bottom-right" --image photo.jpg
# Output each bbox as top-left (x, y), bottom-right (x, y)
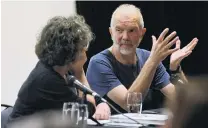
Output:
top-left (1, 1), bottom-right (76, 105)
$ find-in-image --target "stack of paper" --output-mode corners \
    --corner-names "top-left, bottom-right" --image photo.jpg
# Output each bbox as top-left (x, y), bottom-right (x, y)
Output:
top-left (88, 113), bottom-right (168, 127)
top-left (109, 113), bottom-right (168, 126)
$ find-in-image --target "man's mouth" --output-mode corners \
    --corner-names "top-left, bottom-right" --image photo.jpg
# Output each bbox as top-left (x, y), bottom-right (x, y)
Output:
top-left (120, 43), bottom-right (133, 48)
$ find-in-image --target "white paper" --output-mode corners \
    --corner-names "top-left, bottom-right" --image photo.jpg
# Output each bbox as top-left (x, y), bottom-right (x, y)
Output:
top-left (111, 113), bottom-right (168, 120)
top-left (87, 119), bottom-right (110, 125)
top-left (110, 113), bottom-right (168, 125)
top-left (88, 113), bottom-right (168, 126)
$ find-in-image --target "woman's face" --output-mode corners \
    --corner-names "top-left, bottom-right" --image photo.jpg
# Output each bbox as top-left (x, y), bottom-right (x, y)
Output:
top-left (69, 47), bottom-right (88, 72)
top-left (76, 47), bottom-right (88, 65)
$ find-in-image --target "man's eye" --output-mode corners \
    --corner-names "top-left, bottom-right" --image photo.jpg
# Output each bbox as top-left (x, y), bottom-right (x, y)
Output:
top-left (116, 29), bottom-right (122, 32)
top-left (129, 29), bottom-right (135, 32)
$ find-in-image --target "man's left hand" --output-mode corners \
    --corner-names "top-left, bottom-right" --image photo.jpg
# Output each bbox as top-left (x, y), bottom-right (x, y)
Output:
top-left (170, 38), bottom-right (198, 70)
top-left (93, 103), bottom-right (111, 120)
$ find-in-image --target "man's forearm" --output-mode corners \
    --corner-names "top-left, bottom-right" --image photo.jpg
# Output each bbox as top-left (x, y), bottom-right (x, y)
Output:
top-left (128, 58), bottom-right (159, 97)
top-left (111, 58), bottom-right (161, 111)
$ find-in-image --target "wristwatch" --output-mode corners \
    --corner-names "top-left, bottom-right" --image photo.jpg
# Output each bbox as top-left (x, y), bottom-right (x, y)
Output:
top-left (169, 66), bottom-right (185, 85)
top-left (169, 65), bottom-right (181, 74)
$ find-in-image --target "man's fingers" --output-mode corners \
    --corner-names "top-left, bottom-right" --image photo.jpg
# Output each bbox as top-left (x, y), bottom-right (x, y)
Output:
top-left (176, 39), bottom-right (181, 49)
top-left (167, 47), bottom-right (180, 55)
top-left (182, 38), bottom-right (198, 53)
top-left (99, 114), bottom-right (105, 120)
top-left (102, 114), bottom-right (109, 120)
top-left (94, 113), bottom-right (109, 120)
top-left (158, 28), bottom-right (169, 41)
top-left (186, 38), bottom-right (198, 48)
top-left (93, 109), bottom-right (110, 120)
top-left (184, 51), bottom-right (192, 58)
top-left (94, 113), bottom-right (101, 120)
top-left (186, 38), bottom-right (198, 51)
top-left (152, 35), bottom-right (156, 44)
top-left (163, 31), bottom-right (177, 45)
top-left (177, 51), bottom-right (192, 63)
top-left (166, 36), bottom-right (179, 49)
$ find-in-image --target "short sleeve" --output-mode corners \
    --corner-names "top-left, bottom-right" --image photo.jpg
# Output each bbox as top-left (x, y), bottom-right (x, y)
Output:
top-left (86, 57), bottom-right (122, 97)
top-left (152, 62), bottom-right (170, 90)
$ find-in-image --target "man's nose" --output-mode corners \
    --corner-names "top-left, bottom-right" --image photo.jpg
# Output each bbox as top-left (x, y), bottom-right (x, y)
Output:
top-left (122, 31), bottom-right (129, 40)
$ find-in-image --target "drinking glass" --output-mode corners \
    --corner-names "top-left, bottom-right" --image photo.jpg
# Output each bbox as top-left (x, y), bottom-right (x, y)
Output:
top-left (63, 102), bottom-right (80, 126)
top-left (127, 92), bottom-right (142, 114)
top-left (78, 104), bottom-right (88, 128)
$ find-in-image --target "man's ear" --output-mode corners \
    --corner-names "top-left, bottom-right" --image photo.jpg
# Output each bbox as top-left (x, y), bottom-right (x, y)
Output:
top-left (109, 27), bottom-right (113, 39)
top-left (138, 28), bottom-right (146, 43)
top-left (142, 28), bottom-right (146, 36)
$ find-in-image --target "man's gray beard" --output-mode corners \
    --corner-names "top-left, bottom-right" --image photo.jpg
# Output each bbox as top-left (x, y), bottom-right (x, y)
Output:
top-left (120, 47), bottom-right (134, 55)
top-left (113, 42), bottom-right (133, 55)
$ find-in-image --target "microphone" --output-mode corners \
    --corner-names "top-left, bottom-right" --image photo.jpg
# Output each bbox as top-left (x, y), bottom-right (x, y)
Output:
top-left (67, 75), bottom-right (107, 103)
top-left (67, 75), bottom-right (144, 126)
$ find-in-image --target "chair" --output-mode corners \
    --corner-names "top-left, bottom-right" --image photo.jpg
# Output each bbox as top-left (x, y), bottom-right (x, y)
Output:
top-left (1, 104), bottom-right (13, 128)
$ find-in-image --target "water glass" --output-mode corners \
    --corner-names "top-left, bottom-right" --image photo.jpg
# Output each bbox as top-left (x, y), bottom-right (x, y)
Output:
top-left (127, 92), bottom-right (142, 114)
top-left (63, 102), bottom-right (88, 127)
top-left (63, 102), bottom-right (80, 126)
top-left (78, 104), bottom-right (88, 128)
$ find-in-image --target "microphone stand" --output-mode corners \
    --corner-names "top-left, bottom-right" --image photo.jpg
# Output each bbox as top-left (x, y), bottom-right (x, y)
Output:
top-left (82, 91), bottom-right (103, 126)
top-left (82, 93), bottom-right (143, 126)
top-left (80, 91), bottom-right (87, 127)
top-left (81, 90), bottom-right (87, 104)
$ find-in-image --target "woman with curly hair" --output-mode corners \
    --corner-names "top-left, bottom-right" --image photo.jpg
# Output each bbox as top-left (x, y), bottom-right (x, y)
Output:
top-left (7, 14), bottom-right (110, 126)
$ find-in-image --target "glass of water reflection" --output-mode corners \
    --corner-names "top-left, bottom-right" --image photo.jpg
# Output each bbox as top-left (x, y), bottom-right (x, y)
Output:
top-left (127, 92), bottom-right (142, 114)
top-left (78, 104), bottom-right (88, 128)
top-left (63, 102), bottom-right (80, 126)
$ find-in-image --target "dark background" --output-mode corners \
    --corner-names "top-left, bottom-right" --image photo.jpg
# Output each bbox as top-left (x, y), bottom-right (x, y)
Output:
top-left (76, 1), bottom-right (208, 76)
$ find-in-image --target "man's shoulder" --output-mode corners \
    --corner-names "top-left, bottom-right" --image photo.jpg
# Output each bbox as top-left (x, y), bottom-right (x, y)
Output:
top-left (90, 48), bottom-right (113, 62)
top-left (136, 48), bottom-right (151, 60)
top-left (136, 48), bottom-right (151, 55)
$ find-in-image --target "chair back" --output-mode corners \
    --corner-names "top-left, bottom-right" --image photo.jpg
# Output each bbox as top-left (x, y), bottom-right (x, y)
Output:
top-left (1, 104), bottom-right (13, 128)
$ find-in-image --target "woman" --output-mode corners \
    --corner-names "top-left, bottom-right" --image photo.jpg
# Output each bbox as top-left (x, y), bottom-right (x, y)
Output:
top-left (7, 15), bottom-right (110, 126)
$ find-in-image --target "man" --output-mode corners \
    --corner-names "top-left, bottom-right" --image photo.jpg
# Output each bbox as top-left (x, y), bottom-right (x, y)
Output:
top-left (86, 4), bottom-right (198, 114)
top-left (7, 15), bottom-right (110, 127)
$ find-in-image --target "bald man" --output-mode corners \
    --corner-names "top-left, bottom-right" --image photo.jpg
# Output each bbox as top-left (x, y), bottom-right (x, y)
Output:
top-left (87, 4), bottom-right (198, 114)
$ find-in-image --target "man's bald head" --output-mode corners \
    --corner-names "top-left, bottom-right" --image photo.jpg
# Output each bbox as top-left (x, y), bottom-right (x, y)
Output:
top-left (110, 4), bottom-right (144, 28)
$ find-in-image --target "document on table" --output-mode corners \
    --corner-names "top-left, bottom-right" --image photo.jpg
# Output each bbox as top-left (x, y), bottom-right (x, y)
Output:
top-left (87, 119), bottom-right (143, 127)
top-left (88, 113), bottom-right (168, 127)
top-left (109, 113), bottom-right (168, 125)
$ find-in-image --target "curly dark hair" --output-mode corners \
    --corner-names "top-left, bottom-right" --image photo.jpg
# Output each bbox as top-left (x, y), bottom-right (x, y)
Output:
top-left (35, 15), bottom-right (94, 66)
